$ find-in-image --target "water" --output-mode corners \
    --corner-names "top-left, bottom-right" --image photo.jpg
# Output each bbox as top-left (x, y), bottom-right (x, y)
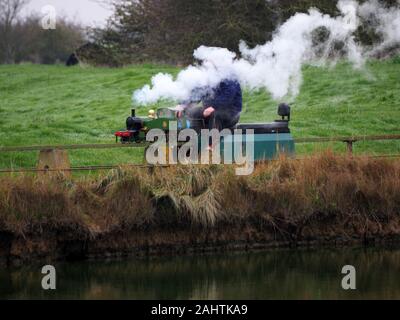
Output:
top-left (1, 247), bottom-right (400, 299)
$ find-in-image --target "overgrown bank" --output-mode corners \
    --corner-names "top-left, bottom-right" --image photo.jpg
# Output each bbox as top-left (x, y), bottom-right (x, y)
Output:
top-left (0, 153), bottom-right (400, 265)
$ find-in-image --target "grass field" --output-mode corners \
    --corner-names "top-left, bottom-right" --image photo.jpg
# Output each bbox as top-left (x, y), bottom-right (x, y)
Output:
top-left (0, 59), bottom-right (399, 169)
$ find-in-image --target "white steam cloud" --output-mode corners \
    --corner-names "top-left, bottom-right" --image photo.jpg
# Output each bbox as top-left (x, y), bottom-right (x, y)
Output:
top-left (133, 0), bottom-right (400, 105)
top-left (359, 0), bottom-right (400, 55)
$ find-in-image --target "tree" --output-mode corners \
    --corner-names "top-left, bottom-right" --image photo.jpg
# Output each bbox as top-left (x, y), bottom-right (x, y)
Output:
top-left (90, 0), bottom-right (400, 65)
top-left (102, 0), bottom-right (343, 64)
top-left (102, 0), bottom-right (280, 64)
top-left (0, 0), bottom-right (29, 63)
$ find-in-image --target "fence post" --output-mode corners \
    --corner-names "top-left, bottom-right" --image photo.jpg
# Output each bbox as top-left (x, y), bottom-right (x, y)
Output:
top-left (37, 149), bottom-right (71, 177)
top-left (344, 140), bottom-right (354, 156)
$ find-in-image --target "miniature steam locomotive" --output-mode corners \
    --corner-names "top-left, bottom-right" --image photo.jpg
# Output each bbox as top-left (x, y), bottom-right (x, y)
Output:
top-left (115, 104), bottom-right (295, 161)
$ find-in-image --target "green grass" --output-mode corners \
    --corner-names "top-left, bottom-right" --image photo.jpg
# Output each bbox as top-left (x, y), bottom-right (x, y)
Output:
top-left (0, 60), bottom-right (399, 169)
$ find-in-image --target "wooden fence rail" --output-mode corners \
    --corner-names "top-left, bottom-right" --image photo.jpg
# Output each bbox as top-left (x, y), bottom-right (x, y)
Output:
top-left (0, 142), bottom-right (149, 152)
top-left (0, 134), bottom-right (399, 153)
top-left (294, 134), bottom-right (400, 143)
top-left (295, 134), bottom-right (400, 154)
top-left (0, 134), bottom-right (399, 174)
top-left (1, 154), bottom-right (400, 174)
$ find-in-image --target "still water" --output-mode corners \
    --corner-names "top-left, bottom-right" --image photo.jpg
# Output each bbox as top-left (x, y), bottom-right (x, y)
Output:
top-left (1, 247), bottom-right (400, 299)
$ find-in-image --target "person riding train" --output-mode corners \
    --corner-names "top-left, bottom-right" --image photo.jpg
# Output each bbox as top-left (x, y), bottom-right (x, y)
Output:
top-left (175, 78), bottom-right (243, 132)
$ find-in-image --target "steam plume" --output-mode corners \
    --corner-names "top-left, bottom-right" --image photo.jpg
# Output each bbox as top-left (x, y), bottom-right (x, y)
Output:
top-left (133, 0), bottom-right (400, 105)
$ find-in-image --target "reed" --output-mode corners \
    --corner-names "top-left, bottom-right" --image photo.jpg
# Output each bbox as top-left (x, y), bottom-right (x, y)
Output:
top-left (1, 152), bottom-right (399, 242)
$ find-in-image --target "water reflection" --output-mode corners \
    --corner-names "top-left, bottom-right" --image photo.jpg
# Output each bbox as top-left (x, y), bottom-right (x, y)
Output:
top-left (1, 247), bottom-right (400, 299)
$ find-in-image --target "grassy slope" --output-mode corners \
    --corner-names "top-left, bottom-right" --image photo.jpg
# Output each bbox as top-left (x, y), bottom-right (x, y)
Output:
top-left (0, 60), bottom-right (399, 169)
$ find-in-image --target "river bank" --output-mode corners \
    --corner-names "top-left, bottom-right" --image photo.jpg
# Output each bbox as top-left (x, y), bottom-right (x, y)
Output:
top-left (1, 153), bottom-right (399, 265)
top-left (3, 227), bottom-right (400, 267)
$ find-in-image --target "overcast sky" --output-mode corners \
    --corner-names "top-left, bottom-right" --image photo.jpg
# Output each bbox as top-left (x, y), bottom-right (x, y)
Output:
top-left (23, 0), bottom-right (113, 26)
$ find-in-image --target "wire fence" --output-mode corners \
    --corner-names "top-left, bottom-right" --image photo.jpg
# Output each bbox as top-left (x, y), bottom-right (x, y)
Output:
top-left (0, 134), bottom-right (399, 174)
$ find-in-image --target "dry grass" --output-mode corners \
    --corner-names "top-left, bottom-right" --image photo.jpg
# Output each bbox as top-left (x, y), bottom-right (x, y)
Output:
top-left (0, 152), bottom-right (400, 241)
top-left (0, 175), bottom-right (85, 236)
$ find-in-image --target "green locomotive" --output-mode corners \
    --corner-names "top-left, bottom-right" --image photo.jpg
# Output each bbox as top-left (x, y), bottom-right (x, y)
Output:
top-left (115, 104), bottom-right (295, 161)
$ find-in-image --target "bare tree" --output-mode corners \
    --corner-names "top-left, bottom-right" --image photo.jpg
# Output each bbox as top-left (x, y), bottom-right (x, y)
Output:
top-left (0, 0), bottom-right (30, 63)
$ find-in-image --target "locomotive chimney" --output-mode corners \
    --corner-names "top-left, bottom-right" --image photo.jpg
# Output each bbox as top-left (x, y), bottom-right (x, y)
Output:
top-left (278, 103), bottom-right (291, 122)
top-left (131, 109), bottom-right (136, 117)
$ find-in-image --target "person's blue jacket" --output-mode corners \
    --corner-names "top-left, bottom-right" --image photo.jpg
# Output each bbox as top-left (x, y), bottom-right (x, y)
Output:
top-left (203, 79), bottom-right (242, 116)
top-left (188, 80), bottom-right (242, 116)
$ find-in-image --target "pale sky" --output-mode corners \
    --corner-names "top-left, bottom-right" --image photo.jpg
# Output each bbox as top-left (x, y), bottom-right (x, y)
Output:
top-left (23, 0), bottom-right (113, 26)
